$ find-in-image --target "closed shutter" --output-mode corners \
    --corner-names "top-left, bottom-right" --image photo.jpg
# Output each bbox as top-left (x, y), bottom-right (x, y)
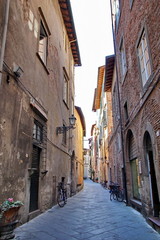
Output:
top-left (29, 146), bottom-right (40, 212)
top-left (129, 134), bottom-right (137, 160)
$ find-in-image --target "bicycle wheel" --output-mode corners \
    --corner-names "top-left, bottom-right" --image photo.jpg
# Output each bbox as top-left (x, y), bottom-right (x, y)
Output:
top-left (117, 190), bottom-right (124, 202)
top-left (64, 190), bottom-right (67, 204)
top-left (57, 191), bottom-right (65, 207)
top-left (113, 192), bottom-right (117, 200)
top-left (110, 192), bottom-right (115, 201)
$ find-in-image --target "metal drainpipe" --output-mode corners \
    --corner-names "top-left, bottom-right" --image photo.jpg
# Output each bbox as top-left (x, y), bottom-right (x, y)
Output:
top-left (0, 0), bottom-right (10, 85)
top-left (109, 0), bottom-right (128, 204)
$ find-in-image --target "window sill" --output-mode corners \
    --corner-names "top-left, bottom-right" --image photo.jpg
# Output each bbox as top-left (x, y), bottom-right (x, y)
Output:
top-left (141, 72), bottom-right (154, 95)
top-left (138, 71), bottom-right (158, 106)
top-left (36, 53), bottom-right (50, 75)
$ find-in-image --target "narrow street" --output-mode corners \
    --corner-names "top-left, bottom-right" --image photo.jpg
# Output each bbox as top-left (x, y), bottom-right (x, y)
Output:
top-left (15, 180), bottom-right (160, 240)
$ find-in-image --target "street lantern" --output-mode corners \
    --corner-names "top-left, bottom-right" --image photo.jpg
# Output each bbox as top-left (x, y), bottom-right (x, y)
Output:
top-left (56, 114), bottom-right (77, 135)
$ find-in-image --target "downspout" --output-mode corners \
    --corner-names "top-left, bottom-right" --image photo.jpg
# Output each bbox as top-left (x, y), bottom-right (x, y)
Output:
top-left (109, 0), bottom-right (128, 204)
top-left (0, 0), bottom-right (10, 85)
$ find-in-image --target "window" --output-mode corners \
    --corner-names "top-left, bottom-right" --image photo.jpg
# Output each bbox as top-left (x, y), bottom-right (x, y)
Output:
top-left (115, 0), bottom-right (120, 26)
top-left (33, 120), bottom-right (43, 142)
top-left (119, 39), bottom-right (127, 80)
top-left (38, 20), bottom-right (48, 64)
top-left (63, 68), bottom-right (69, 106)
top-left (137, 30), bottom-right (151, 87)
top-left (124, 101), bottom-right (129, 122)
top-left (129, 0), bottom-right (134, 9)
top-left (111, 0), bottom-right (121, 31)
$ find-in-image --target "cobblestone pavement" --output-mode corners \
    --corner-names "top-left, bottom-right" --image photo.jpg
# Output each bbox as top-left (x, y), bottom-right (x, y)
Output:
top-left (15, 179), bottom-right (160, 240)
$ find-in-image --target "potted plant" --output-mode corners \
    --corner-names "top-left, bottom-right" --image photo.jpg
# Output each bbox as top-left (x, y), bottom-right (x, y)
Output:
top-left (0, 198), bottom-right (23, 240)
top-left (95, 177), bottom-right (98, 183)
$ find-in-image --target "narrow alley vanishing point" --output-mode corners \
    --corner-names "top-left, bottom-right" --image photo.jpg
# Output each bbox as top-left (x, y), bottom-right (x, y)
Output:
top-left (15, 180), bottom-right (160, 240)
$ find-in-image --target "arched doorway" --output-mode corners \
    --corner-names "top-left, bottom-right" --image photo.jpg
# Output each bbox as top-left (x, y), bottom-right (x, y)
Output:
top-left (144, 131), bottom-right (159, 217)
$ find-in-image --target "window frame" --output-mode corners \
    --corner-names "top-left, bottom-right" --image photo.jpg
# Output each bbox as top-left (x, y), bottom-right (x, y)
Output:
top-left (124, 101), bottom-right (129, 125)
top-left (136, 27), bottom-right (152, 89)
top-left (37, 8), bottom-right (51, 70)
top-left (115, 0), bottom-right (121, 27)
top-left (119, 37), bottom-right (127, 82)
top-left (33, 120), bottom-right (43, 143)
top-left (38, 20), bottom-right (48, 64)
top-left (63, 67), bottom-right (69, 107)
top-left (111, 0), bottom-right (121, 32)
top-left (129, 0), bottom-right (134, 9)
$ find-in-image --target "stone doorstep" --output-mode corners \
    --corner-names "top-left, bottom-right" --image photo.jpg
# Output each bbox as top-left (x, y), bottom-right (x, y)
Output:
top-left (130, 198), bottom-right (142, 213)
top-left (130, 198), bottom-right (142, 207)
top-left (148, 216), bottom-right (160, 227)
top-left (28, 209), bottom-right (41, 222)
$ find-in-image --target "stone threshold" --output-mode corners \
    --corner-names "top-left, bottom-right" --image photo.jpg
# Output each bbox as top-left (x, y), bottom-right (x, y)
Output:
top-left (148, 216), bottom-right (160, 227)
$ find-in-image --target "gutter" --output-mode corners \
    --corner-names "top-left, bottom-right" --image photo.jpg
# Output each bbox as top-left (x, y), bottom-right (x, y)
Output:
top-left (0, 0), bottom-right (10, 85)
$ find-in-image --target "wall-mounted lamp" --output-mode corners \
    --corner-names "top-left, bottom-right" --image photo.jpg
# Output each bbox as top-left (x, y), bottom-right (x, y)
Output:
top-left (56, 114), bottom-right (76, 135)
top-left (41, 170), bottom-right (48, 179)
top-left (13, 66), bottom-right (23, 78)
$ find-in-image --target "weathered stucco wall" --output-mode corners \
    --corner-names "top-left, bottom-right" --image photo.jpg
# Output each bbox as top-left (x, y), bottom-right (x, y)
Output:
top-left (0, 0), bottom-right (78, 223)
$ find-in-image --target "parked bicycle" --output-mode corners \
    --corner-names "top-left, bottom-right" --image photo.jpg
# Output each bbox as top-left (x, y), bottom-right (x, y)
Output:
top-left (100, 180), bottom-right (108, 189)
top-left (57, 182), bottom-right (67, 207)
top-left (109, 182), bottom-right (124, 202)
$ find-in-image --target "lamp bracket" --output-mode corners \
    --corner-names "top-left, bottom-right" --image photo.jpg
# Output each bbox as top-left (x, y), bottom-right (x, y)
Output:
top-left (56, 125), bottom-right (75, 135)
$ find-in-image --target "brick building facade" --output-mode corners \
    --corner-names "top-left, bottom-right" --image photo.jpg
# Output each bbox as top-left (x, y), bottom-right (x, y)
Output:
top-left (110, 0), bottom-right (160, 227)
top-left (104, 55), bottom-right (126, 189)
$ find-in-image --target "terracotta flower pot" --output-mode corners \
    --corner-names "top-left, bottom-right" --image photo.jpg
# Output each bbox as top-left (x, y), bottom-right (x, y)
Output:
top-left (0, 207), bottom-right (20, 239)
top-left (0, 207), bottom-right (20, 225)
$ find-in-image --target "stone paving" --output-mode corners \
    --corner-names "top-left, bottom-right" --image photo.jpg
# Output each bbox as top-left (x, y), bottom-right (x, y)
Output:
top-left (14, 179), bottom-right (160, 240)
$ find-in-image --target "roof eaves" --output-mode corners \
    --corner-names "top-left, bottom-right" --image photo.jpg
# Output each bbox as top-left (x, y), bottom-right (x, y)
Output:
top-left (58, 0), bottom-right (81, 66)
top-left (104, 55), bottom-right (115, 92)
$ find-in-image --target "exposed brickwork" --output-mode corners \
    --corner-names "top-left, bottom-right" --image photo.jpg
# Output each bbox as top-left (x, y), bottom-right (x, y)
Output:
top-left (112, 0), bottom-right (160, 218)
